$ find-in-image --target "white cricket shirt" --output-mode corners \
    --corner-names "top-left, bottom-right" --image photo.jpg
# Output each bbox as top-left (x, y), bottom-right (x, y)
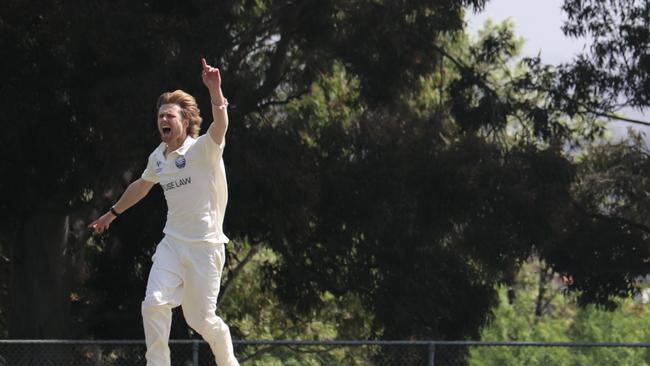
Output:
top-left (141, 134), bottom-right (229, 243)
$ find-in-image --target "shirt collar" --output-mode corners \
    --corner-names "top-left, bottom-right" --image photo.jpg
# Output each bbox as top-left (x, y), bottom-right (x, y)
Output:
top-left (156, 136), bottom-right (196, 159)
top-left (174, 136), bottom-right (195, 155)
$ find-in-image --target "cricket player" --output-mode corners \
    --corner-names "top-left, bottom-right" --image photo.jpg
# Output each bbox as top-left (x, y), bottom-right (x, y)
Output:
top-left (89, 58), bottom-right (239, 366)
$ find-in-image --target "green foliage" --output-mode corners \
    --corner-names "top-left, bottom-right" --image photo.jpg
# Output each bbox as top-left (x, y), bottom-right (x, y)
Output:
top-left (0, 0), bottom-right (487, 338)
top-left (254, 39), bottom-right (589, 340)
top-left (561, 0), bottom-right (650, 108)
top-left (219, 240), bottom-right (375, 365)
top-left (469, 260), bottom-right (650, 365)
top-left (544, 132), bottom-right (650, 309)
top-left (2, 0), bottom-right (650, 343)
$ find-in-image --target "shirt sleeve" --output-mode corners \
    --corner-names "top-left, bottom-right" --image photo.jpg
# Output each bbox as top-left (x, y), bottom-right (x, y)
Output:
top-left (195, 133), bottom-right (225, 166)
top-left (141, 152), bottom-right (160, 183)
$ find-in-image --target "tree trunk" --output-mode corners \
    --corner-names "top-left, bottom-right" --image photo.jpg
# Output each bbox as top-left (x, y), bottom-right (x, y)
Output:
top-left (534, 264), bottom-right (552, 319)
top-left (8, 211), bottom-right (71, 338)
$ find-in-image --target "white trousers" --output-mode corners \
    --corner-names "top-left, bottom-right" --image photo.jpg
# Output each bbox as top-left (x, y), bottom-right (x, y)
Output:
top-left (142, 236), bottom-right (239, 366)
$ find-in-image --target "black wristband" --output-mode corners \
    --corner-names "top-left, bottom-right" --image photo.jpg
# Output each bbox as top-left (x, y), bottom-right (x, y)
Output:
top-left (110, 206), bottom-right (121, 217)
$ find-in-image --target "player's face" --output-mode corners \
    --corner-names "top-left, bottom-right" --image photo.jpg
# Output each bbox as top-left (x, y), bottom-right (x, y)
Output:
top-left (157, 103), bottom-right (188, 143)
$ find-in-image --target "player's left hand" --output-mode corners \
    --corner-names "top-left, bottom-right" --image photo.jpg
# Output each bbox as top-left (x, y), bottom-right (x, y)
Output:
top-left (201, 58), bottom-right (222, 92)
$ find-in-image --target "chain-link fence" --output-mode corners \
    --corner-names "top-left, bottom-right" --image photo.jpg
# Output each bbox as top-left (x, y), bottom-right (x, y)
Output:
top-left (1, 340), bottom-right (650, 365)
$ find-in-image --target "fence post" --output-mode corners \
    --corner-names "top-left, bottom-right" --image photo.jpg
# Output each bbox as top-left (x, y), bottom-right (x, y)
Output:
top-left (428, 342), bottom-right (435, 366)
top-left (192, 340), bottom-right (200, 366)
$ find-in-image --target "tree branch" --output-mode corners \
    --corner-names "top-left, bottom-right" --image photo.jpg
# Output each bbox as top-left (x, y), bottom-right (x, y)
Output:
top-left (239, 344), bottom-right (277, 363)
top-left (573, 201), bottom-right (650, 235)
top-left (219, 241), bottom-right (262, 303)
top-left (257, 88), bottom-right (311, 109)
top-left (592, 111), bottom-right (650, 127)
top-left (432, 44), bottom-right (650, 128)
top-left (249, 33), bottom-right (293, 105)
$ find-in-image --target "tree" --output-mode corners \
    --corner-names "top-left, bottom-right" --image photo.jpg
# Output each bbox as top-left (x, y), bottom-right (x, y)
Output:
top-left (2, 0), bottom-right (650, 345)
top-left (561, 0), bottom-right (650, 113)
top-left (0, 0), bottom-right (488, 338)
top-left (240, 22), bottom-right (542, 342)
top-left (256, 14), bottom-right (650, 344)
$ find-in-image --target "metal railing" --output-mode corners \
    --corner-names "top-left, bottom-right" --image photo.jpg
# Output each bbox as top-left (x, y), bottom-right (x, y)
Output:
top-left (2, 339), bottom-right (650, 365)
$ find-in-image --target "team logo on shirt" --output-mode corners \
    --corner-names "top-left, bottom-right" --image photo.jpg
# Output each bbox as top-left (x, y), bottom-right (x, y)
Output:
top-left (175, 155), bottom-right (186, 169)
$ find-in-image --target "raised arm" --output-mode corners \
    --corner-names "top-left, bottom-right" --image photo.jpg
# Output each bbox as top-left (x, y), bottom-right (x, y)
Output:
top-left (88, 178), bottom-right (155, 234)
top-left (201, 58), bottom-right (229, 147)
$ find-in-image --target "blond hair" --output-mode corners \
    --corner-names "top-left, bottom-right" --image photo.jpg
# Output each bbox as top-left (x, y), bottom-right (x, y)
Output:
top-left (156, 90), bottom-right (202, 138)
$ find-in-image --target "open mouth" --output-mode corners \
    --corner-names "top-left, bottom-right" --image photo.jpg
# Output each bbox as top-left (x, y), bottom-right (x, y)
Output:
top-left (161, 127), bottom-right (172, 136)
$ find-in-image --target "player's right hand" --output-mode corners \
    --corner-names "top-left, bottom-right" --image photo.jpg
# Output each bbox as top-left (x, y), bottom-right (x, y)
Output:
top-left (88, 212), bottom-right (116, 234)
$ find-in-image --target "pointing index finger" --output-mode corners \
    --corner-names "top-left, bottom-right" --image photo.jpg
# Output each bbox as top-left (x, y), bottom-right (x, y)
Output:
top-left (201, 58), bottom-right (209, 71)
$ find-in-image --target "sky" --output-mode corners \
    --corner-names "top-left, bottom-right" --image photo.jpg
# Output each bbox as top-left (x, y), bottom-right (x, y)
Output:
top-left (466, 0), bottom-right (587, 65)
top-left (465, 0), bottom-right (650, 142)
